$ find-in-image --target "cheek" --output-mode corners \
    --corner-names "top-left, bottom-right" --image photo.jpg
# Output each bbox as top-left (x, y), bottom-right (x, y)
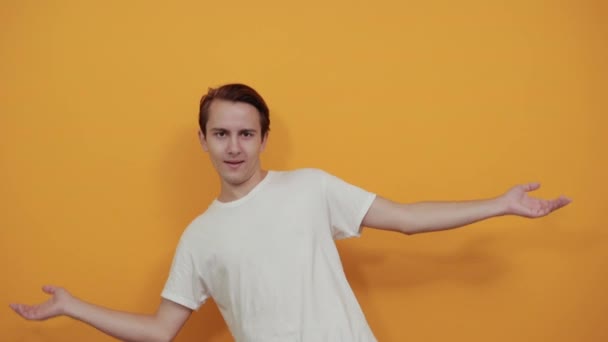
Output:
top-left (244, 142), bottom-right (262, 154)
top-left (206, 143), bottom-right (224, 158)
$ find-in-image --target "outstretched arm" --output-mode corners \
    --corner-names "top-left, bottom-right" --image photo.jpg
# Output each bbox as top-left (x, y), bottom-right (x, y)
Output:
top-left (362, 183), bottom-right (571, 235)
top-left (10, 285), bottom-right (191, 342)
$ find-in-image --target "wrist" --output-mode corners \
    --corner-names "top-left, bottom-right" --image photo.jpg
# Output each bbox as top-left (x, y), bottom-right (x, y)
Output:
top-left (62, 295), bottom-right (83, 318)
top-left (490, 196), bottom-right (509, 216)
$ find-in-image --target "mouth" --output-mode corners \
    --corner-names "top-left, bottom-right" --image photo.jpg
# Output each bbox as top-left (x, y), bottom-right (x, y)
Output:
top-left (224, 160), bottom-right (245, 169)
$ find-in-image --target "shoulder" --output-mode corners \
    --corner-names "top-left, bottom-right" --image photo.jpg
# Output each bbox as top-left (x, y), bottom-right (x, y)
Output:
top-left (271, 168), bottom-right (333, 186)
top-left (176, 208), bottom-right (216, 246)
top-left (274, 167), bottom-right (330, 180)
top-left (265, 168), bottom-right (337, 197)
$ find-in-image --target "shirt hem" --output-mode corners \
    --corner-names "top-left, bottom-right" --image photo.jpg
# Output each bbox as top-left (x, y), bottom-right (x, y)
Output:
top-left (161, 291), bottom-right (202, 311)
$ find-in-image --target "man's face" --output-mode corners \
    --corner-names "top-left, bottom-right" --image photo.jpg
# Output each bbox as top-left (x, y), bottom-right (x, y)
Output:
top-left (200, 99), bottom-right (267, 187)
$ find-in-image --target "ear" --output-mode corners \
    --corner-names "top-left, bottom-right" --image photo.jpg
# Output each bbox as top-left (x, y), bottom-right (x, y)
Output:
top-left (198, 130), bottom-right (209, 152)
top-left (260, 132), bottom-right (269, 152)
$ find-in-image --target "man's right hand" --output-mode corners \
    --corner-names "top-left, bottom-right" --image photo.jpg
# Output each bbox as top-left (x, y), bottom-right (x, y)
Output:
top-left (10, 285), bottom-right (72, 321)
top-left (10, 285), bottom-right (192, 342)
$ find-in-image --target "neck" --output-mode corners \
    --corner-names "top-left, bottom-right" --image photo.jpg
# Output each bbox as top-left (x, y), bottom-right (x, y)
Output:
top-left (218, 169), bottom-right (268, 202)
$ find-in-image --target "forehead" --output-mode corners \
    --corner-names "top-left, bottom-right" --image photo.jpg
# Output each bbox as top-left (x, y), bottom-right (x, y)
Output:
top-left (207, 99), bottom-right (261, 130)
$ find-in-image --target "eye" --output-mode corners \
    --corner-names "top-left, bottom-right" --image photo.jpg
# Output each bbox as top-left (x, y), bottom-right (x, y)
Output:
top-left (241, 131), bottom-right (254, 138)
top-left (214, 131), bottom-right (226, 137)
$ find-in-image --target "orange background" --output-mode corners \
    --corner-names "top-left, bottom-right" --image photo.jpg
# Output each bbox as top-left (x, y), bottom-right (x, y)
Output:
top-left (1, 1), bottom-right (606, 341)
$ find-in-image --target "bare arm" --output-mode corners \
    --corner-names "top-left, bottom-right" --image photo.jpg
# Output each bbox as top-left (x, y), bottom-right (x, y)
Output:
top-left (362, 183), bottom-right (571, 235)
top-left (10, 285), bottom-right (191, 342)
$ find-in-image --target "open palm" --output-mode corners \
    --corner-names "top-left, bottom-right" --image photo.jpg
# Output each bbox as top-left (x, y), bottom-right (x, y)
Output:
top-left (501, 183), bottom-right (571, 218)
top-left (10, 285), bottom-right (72, 321)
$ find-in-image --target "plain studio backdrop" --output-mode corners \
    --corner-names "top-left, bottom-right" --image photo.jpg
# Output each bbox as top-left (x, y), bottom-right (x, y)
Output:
top-left (1, 1), bottom-right (606, 341)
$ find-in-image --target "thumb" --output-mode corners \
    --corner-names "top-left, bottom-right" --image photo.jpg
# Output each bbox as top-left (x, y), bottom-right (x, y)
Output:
top-left (521, 182), bottom-right (540, 192)
top-left (42, 285), bottom-right (58, 295)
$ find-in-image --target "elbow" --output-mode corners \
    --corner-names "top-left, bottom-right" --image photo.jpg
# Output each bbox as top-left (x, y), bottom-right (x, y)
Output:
top-left (399, 228), bottom-right (415, 236)
top-left (151, 335), bottom-right (172, 342)
top-left (148, 327), bottom-right (176, 342)
top-left (159, 329), bottom-right (179, 342)
top-left (398, 222), bottom-right (423, 235)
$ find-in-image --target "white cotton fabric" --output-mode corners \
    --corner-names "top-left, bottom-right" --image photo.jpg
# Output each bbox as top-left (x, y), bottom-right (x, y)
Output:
top-left (161, 168), bottom-right (377, 342)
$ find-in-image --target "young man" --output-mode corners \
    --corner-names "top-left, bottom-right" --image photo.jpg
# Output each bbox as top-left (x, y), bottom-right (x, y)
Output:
top-left (11, 84), bottom-right (571, 341)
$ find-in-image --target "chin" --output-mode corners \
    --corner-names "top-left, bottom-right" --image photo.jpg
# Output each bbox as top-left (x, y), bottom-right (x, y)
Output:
top-left (221, 172), bottom-right (250, 187)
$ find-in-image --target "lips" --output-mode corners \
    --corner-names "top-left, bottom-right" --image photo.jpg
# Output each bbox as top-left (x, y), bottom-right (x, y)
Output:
top-left (224, 160), bottom-right (244, 169)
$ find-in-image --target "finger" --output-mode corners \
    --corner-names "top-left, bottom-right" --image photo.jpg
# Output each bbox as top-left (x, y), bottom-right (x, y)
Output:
top-left (537, 200), bottom-right (548, 215)
top-left (546, 197), bottom-right (564, 211)
top-left (546, 197), bottom-right (569, 213)
top-left (21, 307), bottom-right (37, 320)
top-left (9, 303), bottom-right (21, 314)
top-left (15, 304), bottom-right (43, 320)
top-left (538, 202), bottom-right (550, 216)
top-left (559, 195), bottom-right (572, 206)
top-left (550, 199), bottom-right (561, 211)
top-left (42, 285), bottom-right (57, 295)
top-left (522, 183), bottom-right (541, 192)
top-left (10, 303), bottom-right (29, 317)
top-left (554, 196), bottom-right (571, 210)
top-left (531, 199), bottom-right (552, 217)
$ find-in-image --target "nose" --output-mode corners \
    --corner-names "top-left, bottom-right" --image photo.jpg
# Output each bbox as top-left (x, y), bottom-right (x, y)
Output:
top-left (227, 135), bottom-right (241, 155)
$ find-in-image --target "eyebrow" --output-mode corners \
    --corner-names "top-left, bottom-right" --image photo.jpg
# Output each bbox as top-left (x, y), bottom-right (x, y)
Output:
top-left (209, 128), bottom-right (258, 134)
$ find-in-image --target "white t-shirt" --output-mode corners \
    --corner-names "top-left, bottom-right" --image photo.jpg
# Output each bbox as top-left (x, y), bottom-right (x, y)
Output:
top-left (161, 168), bottom-right (378, 342)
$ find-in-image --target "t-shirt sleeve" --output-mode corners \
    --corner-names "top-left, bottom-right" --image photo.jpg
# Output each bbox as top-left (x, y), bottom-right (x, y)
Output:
top-left (161, 238), bottom-right (210, 311)
top-left (322, 170), bottom-right (377, 240)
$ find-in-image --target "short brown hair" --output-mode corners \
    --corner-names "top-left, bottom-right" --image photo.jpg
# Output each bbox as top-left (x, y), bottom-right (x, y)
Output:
top-left (198, 83), bottom-right (270, 139)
